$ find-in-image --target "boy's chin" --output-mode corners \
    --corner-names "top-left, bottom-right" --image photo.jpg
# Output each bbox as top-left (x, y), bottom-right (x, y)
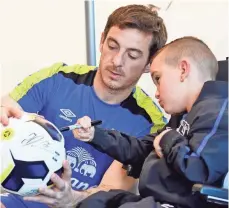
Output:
top-left (164, 107), bottom-right (181, 115)
top-left (163, 106), bottom-right (171, 114)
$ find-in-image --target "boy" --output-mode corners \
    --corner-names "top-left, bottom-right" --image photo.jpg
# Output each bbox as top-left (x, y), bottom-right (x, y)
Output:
top-left (74, 36), bottom-right (228, 208)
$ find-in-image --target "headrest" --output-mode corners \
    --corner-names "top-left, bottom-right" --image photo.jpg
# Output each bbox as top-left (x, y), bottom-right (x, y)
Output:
top-left (217, 59), bottom-right (228, 82)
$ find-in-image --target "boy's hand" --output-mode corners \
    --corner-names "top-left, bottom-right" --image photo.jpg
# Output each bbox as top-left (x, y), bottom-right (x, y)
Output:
top-left (72, 116), bottom-right (95, 142)
top-left (153, 129), bottom-right (172, 158)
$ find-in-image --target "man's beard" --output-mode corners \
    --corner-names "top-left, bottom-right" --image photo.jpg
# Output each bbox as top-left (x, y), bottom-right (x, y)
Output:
top-left (98, 65), bottom-right (140, 92)
top-left (101, 71), bottom-right (139, 93)
top-left (102, 76), bottom-right (123, 92)
top-left (100, 66), bottom-right (125, 91)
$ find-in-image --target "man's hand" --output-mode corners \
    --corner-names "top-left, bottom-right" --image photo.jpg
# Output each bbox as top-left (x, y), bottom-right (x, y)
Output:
top-left (0, 106), bottom-right (23, 126)
top-left (73, 116), bottom-right (95, 142)
top-left (0, 202), bottom-right (6, 208)
top-left (153, 129), bottom-right (172, 158)
top-left (24, 160), bottom-right (87, 208)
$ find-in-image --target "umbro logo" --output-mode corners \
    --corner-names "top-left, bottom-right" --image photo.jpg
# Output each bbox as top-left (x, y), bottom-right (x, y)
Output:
top-left (59, 109), bottom-right (76, 122)
top-left (60, 109), bottom-right (76, 118)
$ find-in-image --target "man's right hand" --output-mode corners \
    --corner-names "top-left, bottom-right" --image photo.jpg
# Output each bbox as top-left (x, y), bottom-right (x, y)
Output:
top-left (0, 105), bottom-right (23, 126)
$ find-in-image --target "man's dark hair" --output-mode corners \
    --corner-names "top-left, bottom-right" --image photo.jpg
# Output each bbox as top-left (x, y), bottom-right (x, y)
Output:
top-left (102, 4), bottom-right (168, 62)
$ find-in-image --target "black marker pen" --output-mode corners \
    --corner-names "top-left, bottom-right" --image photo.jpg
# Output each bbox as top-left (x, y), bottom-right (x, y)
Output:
top-left (59, 120), bottom-right (102, 132)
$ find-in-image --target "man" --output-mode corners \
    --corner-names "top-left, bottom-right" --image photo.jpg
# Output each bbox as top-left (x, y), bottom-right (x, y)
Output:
top-left (74, 36), bottom-right (228, 208)
top-left (0, 4), bottom-right (167, 208)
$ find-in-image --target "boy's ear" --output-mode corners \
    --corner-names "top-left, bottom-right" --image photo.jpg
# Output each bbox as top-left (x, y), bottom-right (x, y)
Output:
top-left (179, 59), bottom-right (190, 82)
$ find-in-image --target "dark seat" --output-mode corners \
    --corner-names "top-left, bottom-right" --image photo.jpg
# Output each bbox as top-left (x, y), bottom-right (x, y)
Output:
top-left (192, 58), bottom-right (228, 207)
top-left (192, 173), bottom-right (228, 207)
top-left (216, 58), bottom-right (228, 81)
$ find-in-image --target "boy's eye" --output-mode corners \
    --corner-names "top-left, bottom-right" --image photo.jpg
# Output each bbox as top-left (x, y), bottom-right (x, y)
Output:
top-left (154, 76), bottom-right (160, 85)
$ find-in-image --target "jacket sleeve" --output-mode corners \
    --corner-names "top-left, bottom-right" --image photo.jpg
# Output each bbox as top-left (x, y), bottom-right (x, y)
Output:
top-left (90, 127), bottom-right (154, 174)
top-left (159, 99), bottom-right (228, 184)
top-left (119, 196), bottom-right (171, 208)
top-left (76, 190), bottom-right (168, 208)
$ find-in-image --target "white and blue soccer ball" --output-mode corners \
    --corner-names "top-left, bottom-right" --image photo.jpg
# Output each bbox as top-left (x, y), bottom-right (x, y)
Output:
top-left (0, 114), bottom-right (66, 196)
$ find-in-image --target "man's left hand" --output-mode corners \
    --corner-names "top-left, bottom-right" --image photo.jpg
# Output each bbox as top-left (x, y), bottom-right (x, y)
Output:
top-left (153, 129), bottom-right (172, 158)
top-left (24, 160), bottom-right (87, 208)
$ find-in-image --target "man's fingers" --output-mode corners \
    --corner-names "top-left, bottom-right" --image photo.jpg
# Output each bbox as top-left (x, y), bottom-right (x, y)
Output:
top-left (62, 160), bottom-right (72, 182)
top-left (50, 174), bottom-right (66, 191)
top-left (24, 194), bottom-right (55, 206)
top-left (38, 187), bottom-right (57, 198)
top-left (0, 106), bottom-right (23, 126)
top-left (0, 108), bottom-right (9, 126)
top-left (9, 106), bottom-right (23, 119)
top-left (0, 202), bottom-right (6, 208)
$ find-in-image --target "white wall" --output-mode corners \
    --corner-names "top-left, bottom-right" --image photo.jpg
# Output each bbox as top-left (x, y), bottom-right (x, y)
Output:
top-left (1, 0), bottom-right (228, 101)
top-left (95, 0), bottom-right (229, 101)
top-left (0, 0), bottom-right (87, 95)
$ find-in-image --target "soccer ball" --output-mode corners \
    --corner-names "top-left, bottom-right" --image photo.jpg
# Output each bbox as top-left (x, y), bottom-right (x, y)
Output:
top-left (0, 114), bottom-right (66, 196)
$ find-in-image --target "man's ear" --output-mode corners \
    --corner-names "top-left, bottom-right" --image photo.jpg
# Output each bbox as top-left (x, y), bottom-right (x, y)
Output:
top-left (99, 32), bottom-right (105, 53)
top-left (179, 59), bottom-right (190, 82)
top-left (143, 63), bottom-right (150, 73)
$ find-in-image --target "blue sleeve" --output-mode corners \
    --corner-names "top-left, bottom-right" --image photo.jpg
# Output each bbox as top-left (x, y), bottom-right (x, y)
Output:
top-left (17, 76), bottom-right (58, 113)
top-left (9, 63), bottom-right (65, 113)
top-left (135, 124), bottom-right (153, 138)
top-left (136, 116), bottom-right (167, 139)
top-left (1, 193), bottom-right (48, 208)
top-left (160, 99), bottom-right (228, 184)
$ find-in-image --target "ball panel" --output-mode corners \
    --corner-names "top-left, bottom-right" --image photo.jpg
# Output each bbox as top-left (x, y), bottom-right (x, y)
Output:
top-left (33, 119), bottom-right (63, 142)
top-left (0, 163), bottom-right (14, 184)
top-left (2, 151), bottom-right (49, 192)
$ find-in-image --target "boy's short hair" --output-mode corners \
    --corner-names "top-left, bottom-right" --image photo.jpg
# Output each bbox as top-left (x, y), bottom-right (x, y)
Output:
top-left (153, 36), bottom-right (218, 80)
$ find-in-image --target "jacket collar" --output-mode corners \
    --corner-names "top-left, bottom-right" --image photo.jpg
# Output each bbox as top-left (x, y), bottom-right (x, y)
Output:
top-left (193, 81), bottom-right (228, 108)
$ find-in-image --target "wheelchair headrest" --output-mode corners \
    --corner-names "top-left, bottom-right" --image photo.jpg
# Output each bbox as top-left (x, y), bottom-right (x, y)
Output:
top-left (223, 172), bottom-right (228, 189)
top-left (217, 59), bottom-right (228, 82)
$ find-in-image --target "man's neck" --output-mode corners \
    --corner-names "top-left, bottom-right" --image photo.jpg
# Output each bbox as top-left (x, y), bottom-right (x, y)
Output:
top-left (93, 71), bottom-right (134, 105)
